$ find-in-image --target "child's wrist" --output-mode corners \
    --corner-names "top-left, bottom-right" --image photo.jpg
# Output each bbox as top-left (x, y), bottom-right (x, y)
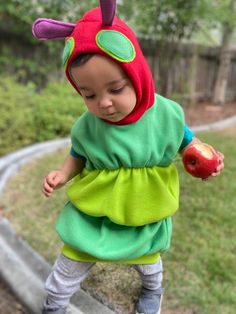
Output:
top-left (180, 137), bottom-right (201, 155)
top-left (56, 169), bottom-right (69, 184)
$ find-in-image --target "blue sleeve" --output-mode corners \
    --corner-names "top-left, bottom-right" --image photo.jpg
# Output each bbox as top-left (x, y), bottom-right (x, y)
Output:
top-left (180, 124), bottom-right (195, 150)
top-left (70, 147), bottom-right (86, 160)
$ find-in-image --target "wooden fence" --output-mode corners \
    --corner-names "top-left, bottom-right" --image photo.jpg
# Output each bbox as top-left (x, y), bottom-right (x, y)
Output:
top-left (140, 38), bottom-right (236, 104)
top-left (1, 34), bottom-right (236, 104)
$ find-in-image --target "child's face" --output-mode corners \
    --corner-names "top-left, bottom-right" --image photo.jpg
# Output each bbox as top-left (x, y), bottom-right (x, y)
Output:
top-left (70, 55), bottom-right (137, 122)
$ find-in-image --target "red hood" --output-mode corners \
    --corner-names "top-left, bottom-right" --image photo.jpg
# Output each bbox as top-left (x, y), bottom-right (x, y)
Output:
top-left (64, 8), bottom-right (155, 125)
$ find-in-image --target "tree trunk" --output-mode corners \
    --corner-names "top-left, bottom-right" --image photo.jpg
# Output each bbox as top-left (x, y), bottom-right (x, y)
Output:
top-left (212, 26), bottom-right (233, 105)
top-left (213, 0), bottom-right (235, 105)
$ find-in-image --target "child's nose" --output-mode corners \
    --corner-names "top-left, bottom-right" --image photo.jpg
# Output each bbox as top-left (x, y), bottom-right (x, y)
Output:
top-left (98, 97), bottom-right (113, 109)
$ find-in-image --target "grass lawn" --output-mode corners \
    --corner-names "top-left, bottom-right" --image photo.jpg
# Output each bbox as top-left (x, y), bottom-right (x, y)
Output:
top-left (2, 127), bottom-right (236, 314)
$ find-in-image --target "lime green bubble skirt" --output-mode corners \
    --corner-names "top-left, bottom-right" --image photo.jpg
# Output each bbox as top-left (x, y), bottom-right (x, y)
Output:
top-left (66, 164), bottom-right (179, 226)
top-left (56, 165), bottom-right (178, 264)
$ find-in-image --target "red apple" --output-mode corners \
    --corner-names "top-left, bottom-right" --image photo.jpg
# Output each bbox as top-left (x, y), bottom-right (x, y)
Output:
top-left (182, 143), bottom-right (219, 179)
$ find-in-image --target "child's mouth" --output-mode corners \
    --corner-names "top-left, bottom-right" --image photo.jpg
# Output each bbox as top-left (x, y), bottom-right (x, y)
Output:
top-left (104, 112), bottom-right (116, 117)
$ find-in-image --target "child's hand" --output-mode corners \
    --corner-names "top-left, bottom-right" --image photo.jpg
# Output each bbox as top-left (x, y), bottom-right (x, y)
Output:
top-left (205, 150), bottom-right (224, 180)
top-left (43, 170), bottom-right (67, 198)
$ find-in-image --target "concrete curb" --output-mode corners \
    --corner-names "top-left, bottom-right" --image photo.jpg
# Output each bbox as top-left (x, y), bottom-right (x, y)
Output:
top-left (0, 217), bottom-right (114, 314)
top-left (0, 138), bottom-right (70, 194)
top-left (0, 115), bottom-right (236, 314)
top-left (191, 115), bottom-right (236, 133)
top-left (0, 138), bottom-right (115, 314)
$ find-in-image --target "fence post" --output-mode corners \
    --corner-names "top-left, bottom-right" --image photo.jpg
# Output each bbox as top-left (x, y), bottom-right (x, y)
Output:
top-left (189, 44), bottom-right (198, 105)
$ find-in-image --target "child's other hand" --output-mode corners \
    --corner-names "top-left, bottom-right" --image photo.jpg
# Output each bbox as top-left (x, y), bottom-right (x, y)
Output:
top-left (204, 150), bottom-right (224, 180)
top-left (43, 170), bottom-right (67, 198)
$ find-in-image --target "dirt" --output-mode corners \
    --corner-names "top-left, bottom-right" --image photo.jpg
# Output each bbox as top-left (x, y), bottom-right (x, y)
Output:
top-left (0, 278), bottom-right (29, 314)
top-left (1, 101), bottom-right (235, 314)
top-left (184, 101), bottom-right (236, 127)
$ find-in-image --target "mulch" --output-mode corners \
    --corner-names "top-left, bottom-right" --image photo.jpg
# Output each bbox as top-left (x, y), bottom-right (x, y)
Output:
top-left (184, 101), bottom-right (236, 127)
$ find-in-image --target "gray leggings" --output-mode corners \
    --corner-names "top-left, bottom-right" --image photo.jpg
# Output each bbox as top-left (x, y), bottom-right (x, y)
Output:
top-left (43, 254), bottom-right (163, 310)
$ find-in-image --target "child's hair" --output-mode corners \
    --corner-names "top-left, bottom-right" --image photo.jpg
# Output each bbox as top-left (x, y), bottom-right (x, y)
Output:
top-left (71, 53), bottom-right (95, 68)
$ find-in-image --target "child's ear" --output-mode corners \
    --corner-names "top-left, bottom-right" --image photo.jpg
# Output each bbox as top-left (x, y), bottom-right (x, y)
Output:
top-left (32, 18), bottom-right (75, 41)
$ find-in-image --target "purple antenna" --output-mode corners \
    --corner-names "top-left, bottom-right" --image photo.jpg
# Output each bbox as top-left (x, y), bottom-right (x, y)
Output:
top-left (32, 18), bottom-right (76, 41)
top-left (100, 0), bottom-right (116, 26)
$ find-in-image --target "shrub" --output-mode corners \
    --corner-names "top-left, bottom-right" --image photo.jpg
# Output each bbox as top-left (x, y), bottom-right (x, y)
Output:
top-left (0, 76), bottom-right (85, 155)
top-left (33, 81), bottom-right (85, 141)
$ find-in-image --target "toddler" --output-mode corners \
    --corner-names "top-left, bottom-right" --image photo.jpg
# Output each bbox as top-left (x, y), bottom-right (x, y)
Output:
top-left (32, 1), bottom-right (224, 314)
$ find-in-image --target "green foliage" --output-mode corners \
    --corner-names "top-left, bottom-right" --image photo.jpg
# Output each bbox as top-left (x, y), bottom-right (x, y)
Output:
top-left (119, 0), bottom-right (205, 40)
top-left (33, 81), bottom-right (85, 142)
top-left (0, 76), bottom-right (85, 156)
top-left (1, 0), bottom-right (235, 46)
top-left (192, 0), bottom-right (236, 44)
top-left (2, 0), bottom-right (230, 44)
top-left (206, 0), bottom-right (236, 28)
top-left (0, 77), bottom-right (36, 155)
top-left (0, 0), bottom-right (97, 29)
top-left (0, 0), bottom-right (98, 86)
top-left (0, 45), bottom-right (57, 87)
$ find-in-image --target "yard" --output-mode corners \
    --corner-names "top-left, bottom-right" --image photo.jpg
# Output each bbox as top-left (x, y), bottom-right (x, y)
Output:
top-left (1, 126), bottom-right (236, 314)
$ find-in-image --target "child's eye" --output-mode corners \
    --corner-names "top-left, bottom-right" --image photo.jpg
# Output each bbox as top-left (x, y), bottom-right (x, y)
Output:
top-left (85, 94), bottom-right (95, 100)
top-left (111, 86), bottom-right (125, 94)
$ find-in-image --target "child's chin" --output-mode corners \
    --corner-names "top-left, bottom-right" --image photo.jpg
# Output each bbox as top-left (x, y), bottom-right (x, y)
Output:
top-left (102, 113), bottom-right (123, 122)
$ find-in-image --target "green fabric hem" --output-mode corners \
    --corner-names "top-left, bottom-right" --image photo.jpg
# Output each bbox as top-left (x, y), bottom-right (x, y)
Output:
top-left (62, 244), bottom-right (160, 264)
